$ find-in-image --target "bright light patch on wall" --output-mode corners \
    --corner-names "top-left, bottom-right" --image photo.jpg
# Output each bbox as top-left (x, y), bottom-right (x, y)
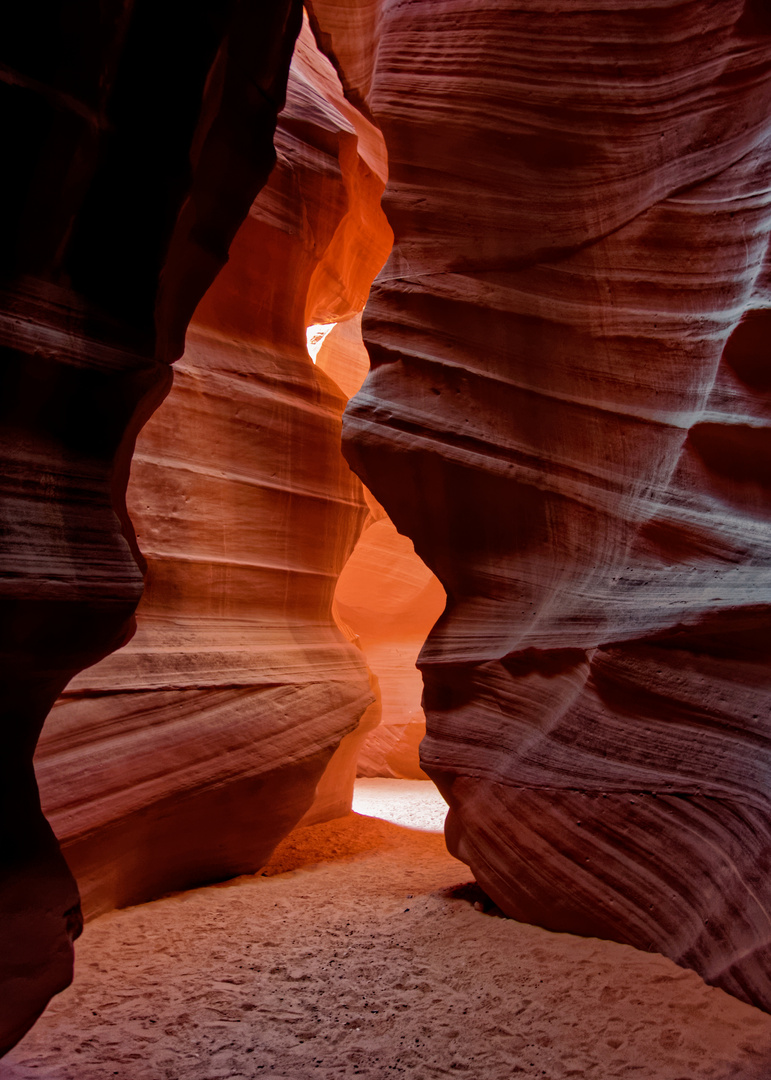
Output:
top-left (306, 322), bottom-right (337, 363)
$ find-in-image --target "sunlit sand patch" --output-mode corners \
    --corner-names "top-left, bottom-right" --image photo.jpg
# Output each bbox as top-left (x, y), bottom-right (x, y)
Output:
top-left (4, 782), bottom-right (771, 1080)
top-left (351, 777), bottom-right (447, 833)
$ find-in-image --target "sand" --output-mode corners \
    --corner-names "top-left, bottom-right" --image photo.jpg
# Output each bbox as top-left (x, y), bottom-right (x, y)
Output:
top-left (3, 779), bottom-right (771, 1080)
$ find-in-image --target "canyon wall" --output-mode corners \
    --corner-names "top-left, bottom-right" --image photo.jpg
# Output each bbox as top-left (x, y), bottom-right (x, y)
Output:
top-left (5, 0), bottom-right (771, 1053)
top-left (32, 17), bottom-right (392, 918)
top-left (307, 0), bottom-right (771, 1009)
top-left (316, 317), bottom-right (446, 780)
top-left (0, 0), bottom-right (305, 1052)
top-left (335, 499), bottom-right (446, 781)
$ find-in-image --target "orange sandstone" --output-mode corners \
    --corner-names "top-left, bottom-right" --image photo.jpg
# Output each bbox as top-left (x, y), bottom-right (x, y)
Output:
top-left (32, 16), bottom-right (393, 918)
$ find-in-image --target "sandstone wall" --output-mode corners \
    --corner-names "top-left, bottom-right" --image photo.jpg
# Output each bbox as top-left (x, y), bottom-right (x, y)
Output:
top-left (33, 16), bottom-right (392, 918)
top-left (0, 0), bottom-right (305, 1052)
top-left (335, 497), bottom-right (446, 781)
top-left (316, 316), bottom-right (446, 780)
top-left (6, 0), bottom-right (771, 1052)
top-left (307, 0), bottom-right (771, 1009)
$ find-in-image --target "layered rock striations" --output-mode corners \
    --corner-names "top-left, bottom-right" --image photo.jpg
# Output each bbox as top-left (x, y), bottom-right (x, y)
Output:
top-left (32, 16), bottom-right (392, 918)
top-left (0, 0), bottom-right (305, 1052)
top-left (307, 0), bottom-right (771, 1008)
top-left (7, 0), bottom-right (771, 1050)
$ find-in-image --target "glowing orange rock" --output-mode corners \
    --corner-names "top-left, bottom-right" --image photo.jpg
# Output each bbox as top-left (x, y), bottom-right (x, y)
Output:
top-left (335, 511), bottom-right (445, 780)
top-left (315, 315), bottom-right (446, 780)
top-left (33, 15), bottom-right (392, 918)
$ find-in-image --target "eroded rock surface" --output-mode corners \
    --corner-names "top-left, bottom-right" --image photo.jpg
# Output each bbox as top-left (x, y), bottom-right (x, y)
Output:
top-left (335, 503), bottom-right (445, 780)
top-left (308, 0), bottom-right (771, 1008)
top-left (0, 0), bottom-right (304, 1051)
top-left (316, 317), bottom-right (446, 780)
top-left (33, 17), bottom-right (392, 918)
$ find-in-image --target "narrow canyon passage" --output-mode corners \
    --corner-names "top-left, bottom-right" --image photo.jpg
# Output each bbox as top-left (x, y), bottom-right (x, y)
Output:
top-left (5, 0), bottom-right (771, 1057)
top-left (4, 782), bottom-right (771, 1080)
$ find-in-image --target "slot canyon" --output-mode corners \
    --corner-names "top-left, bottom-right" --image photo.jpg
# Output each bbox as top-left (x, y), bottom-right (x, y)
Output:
top-left (2, 1), bottom-right (771, 1076)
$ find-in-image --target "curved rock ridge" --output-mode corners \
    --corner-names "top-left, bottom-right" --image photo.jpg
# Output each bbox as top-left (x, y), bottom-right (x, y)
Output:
top-left (1, 0), bottom-right (303, 1052)
top-left (307, 0), bottom-right (771, 1008)
top-left (33, 15), bottom-right (393, 918)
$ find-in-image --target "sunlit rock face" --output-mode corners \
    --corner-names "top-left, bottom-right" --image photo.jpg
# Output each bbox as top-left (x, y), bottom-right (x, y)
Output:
top-left (33, 17), bottom-right (392, 919)
top-left (307, 0), bottom-right (771, 1009)
top-left (0, 1), bottom-right (304, 1052)
top-left (335, 502), bottom-right (446, 781)
top-left (316, 316), bottom-right (446, 781)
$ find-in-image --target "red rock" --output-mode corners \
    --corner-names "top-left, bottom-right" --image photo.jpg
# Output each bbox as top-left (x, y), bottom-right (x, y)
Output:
top-left (315, 314), bottom-right (368, 400)
top-left (5, 0), bottom-right (771, 1052)
top-left (335, 511), bottom-right (445, 779)
top-left (33, 15), bottom-right (392, 918)
top-left (308, 0), bottom-right (771, 1009)
top-left (315, 317), bottom-right (446, 779)
top-left (0, 0), bottom-right (303, 1052)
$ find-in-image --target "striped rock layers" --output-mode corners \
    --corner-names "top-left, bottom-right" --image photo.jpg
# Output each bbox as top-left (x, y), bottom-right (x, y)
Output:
top-left (307, 0), bottom-right (771, 1008)
top-left (33, 17), bottom-right (393, 919)
top-left (0, 0), bottom-right (304, 1053)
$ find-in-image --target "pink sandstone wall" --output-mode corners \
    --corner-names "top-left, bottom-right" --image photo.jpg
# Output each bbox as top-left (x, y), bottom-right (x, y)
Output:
top-left (307, 0), bottom-right (771, 1010)
top-left (32, 16), bottom-right (392, 918)
top-left (4, 0), bottom-right (771, 1053)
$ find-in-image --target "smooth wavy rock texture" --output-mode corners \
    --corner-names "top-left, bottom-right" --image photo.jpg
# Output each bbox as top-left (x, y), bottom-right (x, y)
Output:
top-left (307, 0), bottom-right (771, 1008)
top-left (0, 0), bottom-right (304, 1052)
top-left (32, 16), bottom-right (392, 920)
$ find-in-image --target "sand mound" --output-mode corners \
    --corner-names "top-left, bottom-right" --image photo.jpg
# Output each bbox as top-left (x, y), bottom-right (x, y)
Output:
top-left (3, 781), bottom-right (771, 1079)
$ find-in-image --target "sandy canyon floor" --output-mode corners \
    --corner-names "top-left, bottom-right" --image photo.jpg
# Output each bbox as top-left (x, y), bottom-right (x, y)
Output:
top-left (3, 780), bottom-right (771, 1080)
